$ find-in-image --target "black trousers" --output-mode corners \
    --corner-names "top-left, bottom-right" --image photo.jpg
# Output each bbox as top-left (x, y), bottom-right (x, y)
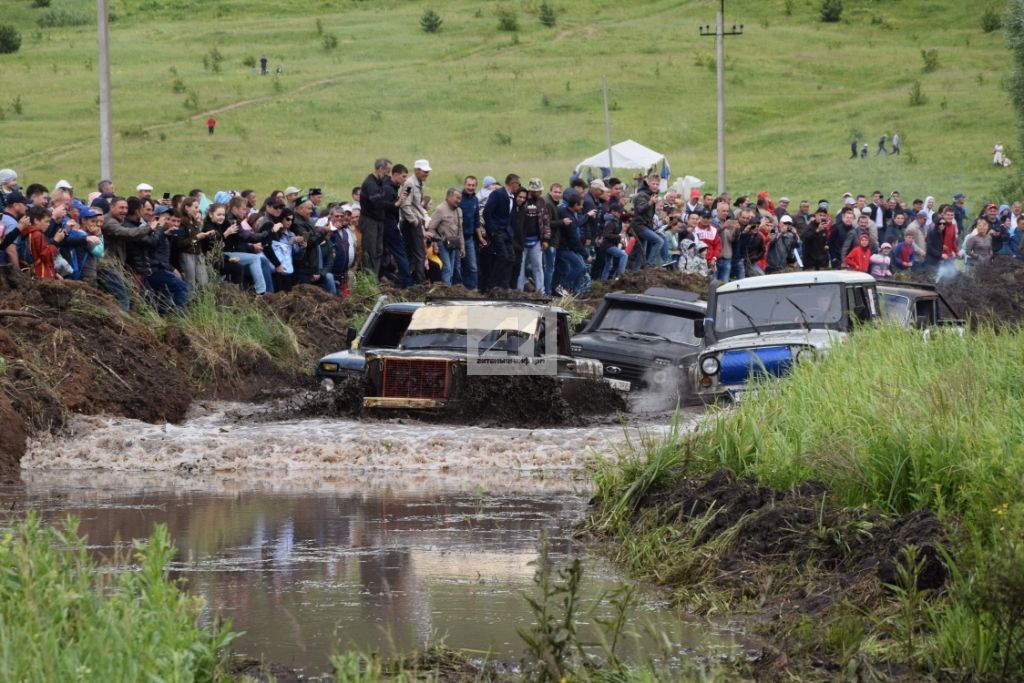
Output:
top-left (484, 231), bottom-right (516, 292)
top-left (401, 219), bottom-right (426, 284)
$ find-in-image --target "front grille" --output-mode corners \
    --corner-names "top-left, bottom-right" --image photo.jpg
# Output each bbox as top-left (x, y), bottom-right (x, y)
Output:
top-left (603, 360), bottom-right (647, 385)
top-left (382, 358), bottom-right (451, 399)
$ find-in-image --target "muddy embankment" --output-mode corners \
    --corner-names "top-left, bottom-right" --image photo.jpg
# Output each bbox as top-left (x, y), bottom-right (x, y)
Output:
top-left (0, 280), bottom-right (350, 480)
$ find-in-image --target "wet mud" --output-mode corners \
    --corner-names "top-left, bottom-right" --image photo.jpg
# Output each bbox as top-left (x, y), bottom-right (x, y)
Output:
top-left (266, 374), bottom-right (626, 428)
top-left (898, 255), bottom-right (1024, 326)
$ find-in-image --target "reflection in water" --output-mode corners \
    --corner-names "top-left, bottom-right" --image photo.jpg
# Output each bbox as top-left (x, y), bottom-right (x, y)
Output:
top-left (1, 471), bottom-right (744, 674)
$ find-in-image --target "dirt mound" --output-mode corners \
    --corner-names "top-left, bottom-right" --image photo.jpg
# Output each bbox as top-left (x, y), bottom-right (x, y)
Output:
top-left (0, 392), bottom-right (25, 483)
top-left (261, 285), bottom-right (350, 359)
top-left (650, 468), bottom-right (948, 591)
top-left (592, 268), bottom-right (709, 298)
top-left (938, 256), bottom-right (1024, 326)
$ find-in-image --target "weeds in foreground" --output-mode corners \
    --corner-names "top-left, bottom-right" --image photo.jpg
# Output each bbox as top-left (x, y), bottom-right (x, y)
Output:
top-left (0, 514), bottom-right (235, 682)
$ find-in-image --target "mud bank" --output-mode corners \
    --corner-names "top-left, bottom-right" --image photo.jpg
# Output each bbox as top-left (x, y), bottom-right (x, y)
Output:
top-left (900, 255), bottom-right (1024, 326)
top-left (0, 280), bottom-right (350, 479)
top-left (589, 468), bottom-right (950, 680)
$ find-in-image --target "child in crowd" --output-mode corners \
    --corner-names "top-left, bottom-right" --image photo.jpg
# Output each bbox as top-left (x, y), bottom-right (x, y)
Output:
top-left (892, 233), bottom-right (916, 271)
top-left (869, 242), bottom-right (893, 278)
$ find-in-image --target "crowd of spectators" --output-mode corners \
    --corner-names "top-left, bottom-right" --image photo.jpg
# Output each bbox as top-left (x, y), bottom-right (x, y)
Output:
top-left (2, 161), bottom-right (1022, 315)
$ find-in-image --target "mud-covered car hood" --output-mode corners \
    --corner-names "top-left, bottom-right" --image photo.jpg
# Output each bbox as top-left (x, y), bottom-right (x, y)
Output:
top-left (702, 328), bottom-right (844, 355)
top-left (316, 349), bottom-right (366, 374)
top-left (573, 330), bottom-right (700, 362)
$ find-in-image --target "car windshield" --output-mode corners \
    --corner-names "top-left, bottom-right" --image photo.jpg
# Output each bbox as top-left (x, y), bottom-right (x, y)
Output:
top-left (401, 329), bottom-right (536, 355)
top-left (596, 302), bottom-right (700, 345)
top-left (715, 284), bottom-right (843, 338)
top-left (879, 293), bottom-right (912, 326)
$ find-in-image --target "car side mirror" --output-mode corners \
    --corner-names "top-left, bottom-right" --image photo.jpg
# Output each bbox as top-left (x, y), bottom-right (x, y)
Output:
top-left (573, 318), bottom-right (591, 334)
top-left (346, 326), bottom-right (358, 346)
top-left (693, 319), bottom-right (705, 338)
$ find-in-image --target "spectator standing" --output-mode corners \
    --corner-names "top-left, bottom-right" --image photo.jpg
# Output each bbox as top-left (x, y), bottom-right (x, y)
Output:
top-left (427, 188), bottom-right (464, 287)
top-left (206, 117), bottom-right (217, 135)
top-left (869, 243), bottom-right (893, 278)
top-left (517, 179), bottom-right (550, 292)
top-left (482, 174), bottom-right (520, 291)
top-left (382, 164), bottom-right (411, 288)
top-left (630, 174), bottom-right (665, 268)
top-left (964, 221), bottom-right (993, 264)
top-left (892, 233), bottom-right (917, 271)
top-left (401, 160), bottom-right (432, 285)
top-left (800, 207), bottom-right (830, 270)
top-left (844, 234), bottom-right (873, 272)
top-left (457, 175), bottom-right (481, 289)
top-left (358, 158), bottom-right (391, 277)
top-left (542, 183), bottom-right (562, 294)
top-left (553, 192), bottom-right (588, 295)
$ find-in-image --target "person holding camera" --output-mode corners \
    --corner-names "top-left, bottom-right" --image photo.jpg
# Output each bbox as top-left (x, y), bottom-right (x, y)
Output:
top-left (427, 187), bottom-right (464, 287)
top-left (925, 205), bottom-right (961, 272)
top-left (800, 206), bottom-right (831, 270)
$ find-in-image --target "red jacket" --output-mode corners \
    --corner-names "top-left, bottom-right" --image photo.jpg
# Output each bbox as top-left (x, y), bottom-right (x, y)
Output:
top-left (844, 244), bottom-right (872, 272)
top-left (25, 227), bottom-right (58, 279)
top-left (693, 225), bottom-right (721, 264)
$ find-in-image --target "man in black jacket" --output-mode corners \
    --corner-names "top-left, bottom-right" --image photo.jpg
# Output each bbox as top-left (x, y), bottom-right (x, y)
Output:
top-left (800, 207), bottom-right (831, 270)
top-left (358, 157), bottom-right (391, 277)
top-left (630, 174), bottom-right (664, 268)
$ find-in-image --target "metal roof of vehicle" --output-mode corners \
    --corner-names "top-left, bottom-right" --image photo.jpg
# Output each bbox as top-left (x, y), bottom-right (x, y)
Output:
top-left (715, 270), bottom-right (876, 293)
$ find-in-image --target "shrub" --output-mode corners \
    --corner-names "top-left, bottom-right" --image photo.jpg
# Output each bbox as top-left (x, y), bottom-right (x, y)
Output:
top-left (0, 24), bottom-right (21, 54)
top-left (242, 55), bottom-right (256, 68)
top-left (420, 8), bottom-right (443, 33)
top-left (538, 1), bottom-right (557, 27)
top-left (909, 79), bottom-right (927, 106)
top-left (820, 0), bottom-right (843, 23)
top-left (981, 6), bottom-right (1002, 33)
top-left (497, 6), bottom-right (519, 32)
top-left (36, 9), bottom-right (92, 28)
top-left (921, 48), bottom-right (939, 72)
top-left (32, 0), bottom-right (51, 7)
top-left (321, 33), bottom-right (338, 50)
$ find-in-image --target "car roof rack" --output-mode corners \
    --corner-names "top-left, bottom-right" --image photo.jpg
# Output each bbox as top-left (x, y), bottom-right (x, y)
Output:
top-left (641, 287), bottom-right (702, 302)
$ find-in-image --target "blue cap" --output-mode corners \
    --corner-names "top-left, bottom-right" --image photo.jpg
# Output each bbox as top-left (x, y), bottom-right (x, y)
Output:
top-left (213, 190), bottom-right (234, 204)
top-left (72, 199), bottom-right (88, 212)
top-left (953, 192), bottom-right (965, 200)
top-left (154, 204), bottom-right (170, 216)
top-left (78, 207), bottom-right (100, 219)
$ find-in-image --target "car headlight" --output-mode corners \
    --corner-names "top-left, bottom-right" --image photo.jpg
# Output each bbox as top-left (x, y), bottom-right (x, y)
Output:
top-left (319, 378), bottom-right (335, 392)
top-left (700, 356), bottom-right (720, 376)
top-left (795, 348), bottom-right (816, 363)
top-left (320, 362), bottom-right (339, 372)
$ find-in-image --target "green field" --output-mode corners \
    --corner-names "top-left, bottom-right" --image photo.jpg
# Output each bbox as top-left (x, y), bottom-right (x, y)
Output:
top-left (0, 0), bottom-right (1016, 207)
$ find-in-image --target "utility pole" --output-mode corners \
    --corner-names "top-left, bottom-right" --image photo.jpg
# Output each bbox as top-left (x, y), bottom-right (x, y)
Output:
top-left (97, 0), bottom-right (113, 182)
top-left (602, 76), bottom-right (613, 173)
top-left (699, 0), bottom-right (743, 195)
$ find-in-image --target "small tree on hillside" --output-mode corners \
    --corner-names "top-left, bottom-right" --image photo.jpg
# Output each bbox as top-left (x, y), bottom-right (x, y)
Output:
top-left (497, 6), bottom-right (519, 32)
top-left (820, 0), bottom-right (843, 23)
top-left (420, 8), bottom-right (443, 34)
top-left (982, 6), bottom-right (1002, 32)
top-left (539, 1), bottom-right (557, 27)
top-left (0, 24), bottom-right (21, 54)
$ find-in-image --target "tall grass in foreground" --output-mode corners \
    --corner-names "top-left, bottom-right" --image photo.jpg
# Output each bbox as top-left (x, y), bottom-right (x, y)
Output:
top-left (696, 324), bottom-right (1024, 533)
top-left (0, 514), bottom-right (234, 682)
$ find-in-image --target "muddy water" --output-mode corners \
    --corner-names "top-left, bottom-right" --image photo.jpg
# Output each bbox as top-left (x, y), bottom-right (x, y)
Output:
top-left (9, 404), bottom-right (744, 675)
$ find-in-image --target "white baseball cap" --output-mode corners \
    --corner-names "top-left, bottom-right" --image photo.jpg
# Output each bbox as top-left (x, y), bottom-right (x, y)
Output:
top-left (55, 179), bottom-right (73, 190)
top-left (414, 159), bottom-right (432, 172)
top-left (284, 186), bottom-right (300, 195)
top-left (136, 182), bottom-right (153, 192)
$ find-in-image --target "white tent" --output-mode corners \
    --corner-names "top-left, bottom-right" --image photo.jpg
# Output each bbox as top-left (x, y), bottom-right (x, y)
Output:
top-left (574, 139), bottom-right (671, 180)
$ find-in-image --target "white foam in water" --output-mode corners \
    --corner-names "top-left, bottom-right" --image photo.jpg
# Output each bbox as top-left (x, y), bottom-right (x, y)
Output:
top-left (23, 402), bottom-right (697, 474)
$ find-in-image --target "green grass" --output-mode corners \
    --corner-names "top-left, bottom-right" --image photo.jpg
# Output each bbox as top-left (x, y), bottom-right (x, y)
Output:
top-left (0, 514), bottom-right (235, 683)
top-left (590, 323), bottom-right (1024, 677)
top-left (692, 324), bottom-right (1024, 532)
top-left (0, 0), bottom-right (1015, 206)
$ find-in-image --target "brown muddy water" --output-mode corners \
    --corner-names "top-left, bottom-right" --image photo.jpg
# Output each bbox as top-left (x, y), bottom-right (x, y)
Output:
top-left (5, 403), bottom-right (747, 676)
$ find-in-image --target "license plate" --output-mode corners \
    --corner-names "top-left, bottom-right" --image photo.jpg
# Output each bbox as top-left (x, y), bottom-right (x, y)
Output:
top-left (606, 378), bottom-right (630, 392)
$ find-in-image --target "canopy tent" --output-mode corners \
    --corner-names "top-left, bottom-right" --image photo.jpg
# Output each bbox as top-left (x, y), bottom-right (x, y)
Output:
top-left (574, 139), bottom-right (672, 181)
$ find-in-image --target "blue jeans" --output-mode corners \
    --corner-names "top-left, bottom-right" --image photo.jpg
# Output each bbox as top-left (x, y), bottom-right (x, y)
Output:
top-left (383, 220), bottom-right (411, 288)
top-left (225, 252), bottom-right (268, 294)
top-left (542, 246), bottom-right (556, 294)
top-left (97, 267), bottom-right (130, 311)
top-left (600, 246), bottom-right (628, 281)
top-left (457, 236), bottom-right (478, 290)
top-left (260, 253), bottom-right (275, 293)
top-left (148, 269), bottom-right (189, 314)
top-left (715, 258), bottom-right (732, 283)
top-left (731, 258), bottom-right (746, 281)
top-left (554, 249), bottom-right (586, 294)
top-left (517, 242), bottom-right (544, 292)
top-left (439, 244), bottom-right (459, 286)
top-left (635, 227), bottom-right (665, 266)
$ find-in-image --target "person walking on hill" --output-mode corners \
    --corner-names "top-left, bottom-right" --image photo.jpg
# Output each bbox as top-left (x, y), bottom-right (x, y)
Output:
top-left (891, 131), bottom-right (901, 155)
top-left (876, 134), bottom-right (888, 156)
top-left (850, 138), bottom-right (858, 159)
top-left (206, 117), bottom-right (217, 135)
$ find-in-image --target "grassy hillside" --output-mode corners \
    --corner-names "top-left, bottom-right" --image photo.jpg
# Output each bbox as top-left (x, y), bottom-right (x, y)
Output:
top-left (0, 0), bottom-right (1015, 206)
